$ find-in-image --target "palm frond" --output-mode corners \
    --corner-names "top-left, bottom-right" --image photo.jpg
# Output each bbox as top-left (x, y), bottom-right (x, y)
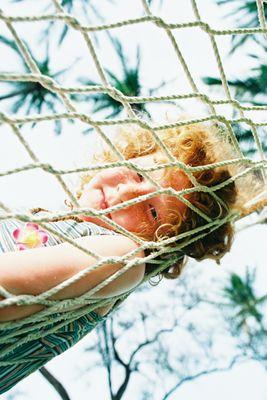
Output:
top-left (222, 268), bottom-right (265, 332)
top-left (0, 35), bottom-right (29, 71)
top-left (77, 39), bottom-right (146, 118)
top-left (0, 35), bottom-right (74, 134)
top-left (215, 0), bottom-right (267, 52)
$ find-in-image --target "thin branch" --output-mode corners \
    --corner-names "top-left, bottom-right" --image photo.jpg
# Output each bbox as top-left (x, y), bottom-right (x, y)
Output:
top-left (110, 318), bottom-right (128, 368)
top-left (128, 323), bottom-right (177, 365)
top-left (161, 356), bottom-right (242, 400)
top-left (39, 367), bottom-right (71, 400)
top-left (109, 318), bottom-right (135, 400)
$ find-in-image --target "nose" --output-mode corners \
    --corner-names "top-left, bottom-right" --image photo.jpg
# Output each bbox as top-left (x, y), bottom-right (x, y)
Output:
top-left (117, 182), bottom-right (156, 203)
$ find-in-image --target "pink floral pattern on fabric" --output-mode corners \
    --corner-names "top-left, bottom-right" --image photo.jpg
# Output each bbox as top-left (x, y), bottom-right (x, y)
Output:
top-left (12, 222), bottom-right (49, 251)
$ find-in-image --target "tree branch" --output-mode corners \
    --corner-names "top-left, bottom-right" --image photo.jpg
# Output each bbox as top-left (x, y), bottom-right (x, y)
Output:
top-left (113, 365), bottom-right (132, 400)
top-left (161, 356), bottom-right (242, 400)
top-left (110, 317), bottom-right (128, 368)
top-left (128, 323), bottom-right (177, 365)
top-left (39, 367), bottom-right (71, 400)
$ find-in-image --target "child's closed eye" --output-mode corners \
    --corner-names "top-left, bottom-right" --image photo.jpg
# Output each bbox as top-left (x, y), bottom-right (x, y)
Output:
top-left (149, 205), bottom-right (158, 220)
top-left (137, 172), bottom-right (144, 181)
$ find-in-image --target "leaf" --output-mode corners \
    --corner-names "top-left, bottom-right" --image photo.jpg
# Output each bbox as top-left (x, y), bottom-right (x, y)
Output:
top-left (215, 0), bottom-right (267, 52)
top-left (0, 34), bottom-right (75, 134)
top-left (222, 268), bottom-right (266, 332)
top-left (11, 95), bottom-right (28, 113)
top-left (0, 35), bottom-right (33, 71)
top-left (58, 24), bottom-right (69, 46)
top-left (202, 77), bottom-right (222, 86)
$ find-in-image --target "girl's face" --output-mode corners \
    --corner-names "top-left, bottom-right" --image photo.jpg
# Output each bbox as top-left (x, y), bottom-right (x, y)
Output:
top-left (78, 152), bottom-right (189, 239)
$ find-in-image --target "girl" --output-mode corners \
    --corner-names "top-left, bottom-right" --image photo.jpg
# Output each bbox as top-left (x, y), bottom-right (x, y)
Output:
top-left (0, 119), bottom-right (257, 393)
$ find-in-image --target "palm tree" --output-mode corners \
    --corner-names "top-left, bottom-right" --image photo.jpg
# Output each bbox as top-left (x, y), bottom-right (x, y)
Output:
top-left (204, 56), bottom-right (267, 104)
top-left (203, 52), bottom-right (267, 155)
top-left (0, 36), bottom-right (74, 134)
top-left (54, 0), bottom-right (112, 45)
top-left (223, 269), bottom-right (267, 333)
top-left (76, 38), bottom-right (167, 124)
top-left (222, 269), bottom-right (267, 365)
top-left (83, 43), bottom-right (143, 118)
top-left (13, 0), bottom-right (111, 46)
top-left (215, 0), bottom-right (267, 53)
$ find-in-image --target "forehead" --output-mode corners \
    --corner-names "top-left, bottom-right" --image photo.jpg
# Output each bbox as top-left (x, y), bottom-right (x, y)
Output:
top-left (130, 151), bottom-right (189, 189)
top-left (129, 152), bottom-right (158, 170)
top-left (130, 152), bottom-right (165, 180)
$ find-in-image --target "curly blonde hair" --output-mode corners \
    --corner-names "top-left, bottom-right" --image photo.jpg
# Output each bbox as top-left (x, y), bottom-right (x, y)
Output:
top-left (77, 119), bottom-right (263, 283)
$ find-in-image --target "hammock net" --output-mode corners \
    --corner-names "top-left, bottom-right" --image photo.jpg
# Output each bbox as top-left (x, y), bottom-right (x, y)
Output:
top-left (0, 0), bottom-right (266, 352)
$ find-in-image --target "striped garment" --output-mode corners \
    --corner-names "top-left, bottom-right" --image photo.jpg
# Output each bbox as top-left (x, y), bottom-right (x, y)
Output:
top-left (0, 216), bottom-right (118, 394)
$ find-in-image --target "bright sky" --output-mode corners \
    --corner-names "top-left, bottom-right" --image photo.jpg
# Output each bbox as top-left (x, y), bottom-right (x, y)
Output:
top-left (0, 0), bottom-right (266, 399)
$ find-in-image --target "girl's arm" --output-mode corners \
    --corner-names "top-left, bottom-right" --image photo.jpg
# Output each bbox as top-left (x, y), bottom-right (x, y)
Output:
top-left (0, 235), bottom-right (145, 321)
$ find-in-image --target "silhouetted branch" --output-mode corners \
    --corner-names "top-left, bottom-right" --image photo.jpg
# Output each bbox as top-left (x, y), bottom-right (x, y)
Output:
top-left (161, 356), bottom-right (242, 400)
top-left (39, 367), bottom-right (71, 400)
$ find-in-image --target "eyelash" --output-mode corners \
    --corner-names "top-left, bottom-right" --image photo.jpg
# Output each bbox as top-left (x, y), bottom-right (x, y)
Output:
top-left (149, 205), bottom-right (158, 220)
top-left (137, 172), bottom-right (144, 181)
top-left (136, 172), bottom-right (157, 220)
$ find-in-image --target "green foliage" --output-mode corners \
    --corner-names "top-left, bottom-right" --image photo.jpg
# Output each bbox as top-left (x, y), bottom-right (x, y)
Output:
top-left (203, 53), bottom-right (267, 103)
top-left (232, 124), bottom-right (264, 156)
top-left (223, 269), bottom-right (267, 332)
top-left (147, 0), bottom-right (164, 6)
top-left (13, 0), bottom-right (110, 46)
top-left (57, 0), bottom-right (108, 45)
top-left (203, 51), bottom-right (267, 155)
top-left (215, 0), bottom-right (267, 53)
top-left (88, 41), bottom-right (144, 118)
top-left (76, 38), bottom-right (165, 125)
top-left (0, 37), bottom-right (74, 134)
top-left (222, 269), bottom-right (267, 365)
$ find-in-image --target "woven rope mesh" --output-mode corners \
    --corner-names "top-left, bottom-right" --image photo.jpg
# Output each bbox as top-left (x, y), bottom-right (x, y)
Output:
top-left (0, 0), bottom-right (266, 351)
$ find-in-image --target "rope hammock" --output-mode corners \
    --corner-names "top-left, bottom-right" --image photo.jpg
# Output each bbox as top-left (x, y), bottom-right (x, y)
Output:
top-left (0, 0), bottom-right (266, 361)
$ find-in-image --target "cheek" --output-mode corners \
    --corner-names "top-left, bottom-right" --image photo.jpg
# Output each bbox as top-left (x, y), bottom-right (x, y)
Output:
top-left (111, 205), bottom-right (146, 231)
top-left (168, 197), bottom-right (188, 221)
top-left (79, 188), bottom-right (102, 209)
top-left (110, 206), bottom-right (156, 239)
top-left (111, 207), bottom-right (138, 229)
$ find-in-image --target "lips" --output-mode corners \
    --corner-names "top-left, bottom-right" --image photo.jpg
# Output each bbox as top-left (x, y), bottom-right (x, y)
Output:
top-left (100, 189), bottom-right (112, 219)
top-left (100, 189), bottom-right (108, 209)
